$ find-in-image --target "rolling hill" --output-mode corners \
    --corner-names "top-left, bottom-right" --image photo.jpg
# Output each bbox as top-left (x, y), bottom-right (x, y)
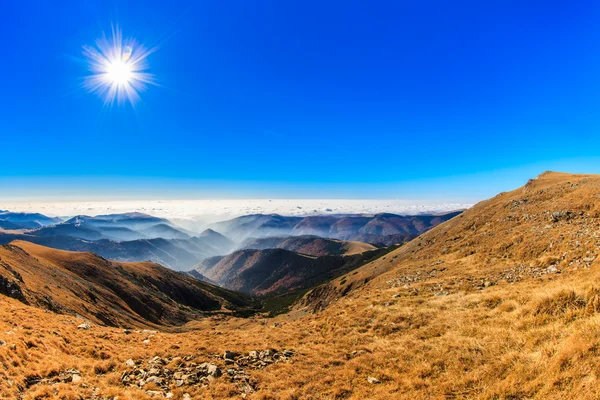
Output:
top-left (238, 235), bottom-right (377, 256)
top-left (0, 241), bottom-right (257, 328)
top-left (193, 246), bottom-right (394, 295)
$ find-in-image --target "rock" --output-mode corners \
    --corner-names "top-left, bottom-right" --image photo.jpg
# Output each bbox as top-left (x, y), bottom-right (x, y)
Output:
top-left (206, 363), bottom-right (221, 378)
top-left (223, 350), bottom-right (239, 360)
top-left (150, 356), bottom-right (165, 365)
top-left (282, 350), bottom-right (294, 357)
top-left (142, 339), bottom-right (150, 344)
top-left (547, 265), bottom-right (558, 273)
top-left (71, 374), bottom-right (82, 383)
top-left (182, 373), bottom-right (198, 384)
top-left (77, 323), bottom-right (91, 330)
top-left (273, 322), bottom-right (281, 327)
top-left (123, 329), bottom-right (132, 335)
top-left (183, 394), bottom-right (191, 400)
top-left (248, 350), bottom-right (258, 359)
top-left (367, 376), bottom-right (381, 384)
top-left (125, 359), bottom-right (135, 367)
top-left (165, 393), bottom-right (173, 399)
top-left (583, 257), bottom-right (596, 263)
top-left (148, 368), bottom-right (161, 376)
top-left (146, 376), bottom-right (163, 385)
top-left (0, 340), bottom-right (6, 346)
top-left (145, 391), bottom-right (164, 398)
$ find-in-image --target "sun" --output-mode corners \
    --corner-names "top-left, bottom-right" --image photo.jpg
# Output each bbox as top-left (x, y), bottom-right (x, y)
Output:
top-left (83, 26), bottom-right (156, 106)
top-left (106, 59), bottom-right (132, 85)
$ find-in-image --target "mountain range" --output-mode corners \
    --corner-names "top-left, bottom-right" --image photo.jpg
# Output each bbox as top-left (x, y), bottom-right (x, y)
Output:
top-left (0, 211), bottom-right (458, 270)
top-left (210, 211), bottom-right (461, 245)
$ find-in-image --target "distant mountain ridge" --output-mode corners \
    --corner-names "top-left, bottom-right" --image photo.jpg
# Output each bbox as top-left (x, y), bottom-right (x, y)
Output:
top-left (238, 235), bottom-right (377, 257)
top-left (210, 211), bottom-right (462, 244)
top-left (0, 211), bottom-right (63, 229)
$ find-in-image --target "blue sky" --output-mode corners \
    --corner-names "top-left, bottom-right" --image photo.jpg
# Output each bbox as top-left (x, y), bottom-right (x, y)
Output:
top-left (1, 0), bottom-right (599, 202)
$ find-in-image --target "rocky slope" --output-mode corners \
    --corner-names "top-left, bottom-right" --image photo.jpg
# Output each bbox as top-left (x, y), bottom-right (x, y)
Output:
top-left (299, 171), bottom-right (600, 311)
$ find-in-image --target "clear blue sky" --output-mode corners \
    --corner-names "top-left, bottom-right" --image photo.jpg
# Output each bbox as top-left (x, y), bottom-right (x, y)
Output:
top-left (1, 0), bottom-right (599, 202)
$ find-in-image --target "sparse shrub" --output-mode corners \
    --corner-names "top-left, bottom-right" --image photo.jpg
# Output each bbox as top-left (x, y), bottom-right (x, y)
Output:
top-left (481, 295), bottom-right (503, 309)
top-left (498, 300), bottom-right (517, 313)
top-left (534, 290), bottom-right (586, 317)
top-left (585, 288), bottom-right (600, 315)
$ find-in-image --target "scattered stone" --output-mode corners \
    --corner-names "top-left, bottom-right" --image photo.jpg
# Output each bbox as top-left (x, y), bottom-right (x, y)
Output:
top-left (367, 376), bottom-right (381, 384)
top-left (123, 329), bottom-right (132, 335)
top-left (0, 340), bottom-right (6, 346)
top-left (206, 363), bottom-right (221, 378)
top-left (25, 369), bottom-right (83, 388)
top-left (121, 349), bottom-right (293, 395)
top-left (547, 265), bottom-right (558, 274)
top-left (77, 323), bottom-right (91, 330)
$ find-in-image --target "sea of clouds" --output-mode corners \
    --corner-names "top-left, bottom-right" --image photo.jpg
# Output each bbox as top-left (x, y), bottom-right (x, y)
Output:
top-left (0, 199), bottom-right (472, 230)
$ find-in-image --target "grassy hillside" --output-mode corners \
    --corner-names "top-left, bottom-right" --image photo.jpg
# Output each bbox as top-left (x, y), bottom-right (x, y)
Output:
top-left (0, 241), bottom-right (257, 329)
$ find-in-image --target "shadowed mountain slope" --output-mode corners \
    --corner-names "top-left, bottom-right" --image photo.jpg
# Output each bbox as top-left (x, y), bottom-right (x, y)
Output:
top-left (194, 246), bottom-right (395, 296)
top-left (0, 241), bottom-right (256, 328)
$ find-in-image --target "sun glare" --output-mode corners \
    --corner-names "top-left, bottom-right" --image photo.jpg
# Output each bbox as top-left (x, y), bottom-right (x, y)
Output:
top-left (83, 26), bottom-right (156, 106)
top-left (107, 60), bottom-right (132, 85)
